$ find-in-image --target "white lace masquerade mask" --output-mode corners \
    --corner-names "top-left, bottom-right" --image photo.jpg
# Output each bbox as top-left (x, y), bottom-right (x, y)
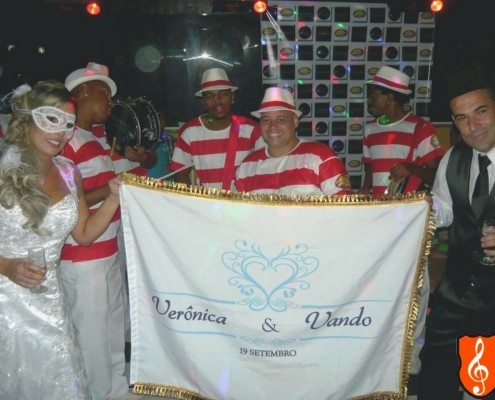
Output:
top-left (20, 106), bottom-right (76, 139)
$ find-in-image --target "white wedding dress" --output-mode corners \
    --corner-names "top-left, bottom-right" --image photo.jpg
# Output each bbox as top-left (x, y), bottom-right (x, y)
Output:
top-left (0, 151), bottom-right (90, 400)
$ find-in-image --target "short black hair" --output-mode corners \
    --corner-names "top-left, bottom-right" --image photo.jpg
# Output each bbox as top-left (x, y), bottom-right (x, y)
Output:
top-left (445, 61), bottom-right (495, 100)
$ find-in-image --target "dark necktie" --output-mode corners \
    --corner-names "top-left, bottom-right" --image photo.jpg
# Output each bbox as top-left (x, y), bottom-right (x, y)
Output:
top-left (472, 154), bottom-right (491, 217)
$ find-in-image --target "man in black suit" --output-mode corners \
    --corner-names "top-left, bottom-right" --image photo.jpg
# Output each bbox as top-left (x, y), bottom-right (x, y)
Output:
top-left (418, 64), bottom-right (495, 399)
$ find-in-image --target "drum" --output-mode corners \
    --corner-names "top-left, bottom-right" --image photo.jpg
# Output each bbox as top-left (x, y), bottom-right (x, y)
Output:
top-left (105, 98), bottom-right (161, 156)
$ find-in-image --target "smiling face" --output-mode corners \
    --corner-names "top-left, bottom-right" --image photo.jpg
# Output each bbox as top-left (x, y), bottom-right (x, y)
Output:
top-left (29, 102), bottom-right (76, 158)
top-left (259, 110), bottom-right (300, 157)
top-left (450, 88), bottom-right (495, 154)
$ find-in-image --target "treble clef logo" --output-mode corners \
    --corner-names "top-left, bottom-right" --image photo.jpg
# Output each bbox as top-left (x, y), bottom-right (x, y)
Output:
top-left (467, 338), bottom-right (490, 396)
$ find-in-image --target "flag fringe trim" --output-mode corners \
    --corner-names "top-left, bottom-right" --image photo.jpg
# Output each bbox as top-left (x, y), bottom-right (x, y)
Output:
top-left (399, 205), bottom-right (437, 396)
top-left (132, 382), bottom-right (407, 400)
top-left (123, 173), bottom-right (427, 205)
top-left (353, 393), bottom-right (408, 400)
top-left (132, 382), bottom-right (213, 399)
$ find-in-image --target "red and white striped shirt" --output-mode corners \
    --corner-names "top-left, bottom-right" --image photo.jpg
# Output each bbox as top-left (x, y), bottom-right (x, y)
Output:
top-left (235, 140), bottom-right (352, 196)
top-left (59, 126), bottom-right (120, 262)
top-left (92, 124), bottom-right (148, 176)
top-left (362, 113), bottom-right (444, 195)
top-left (170, 115), bottom-right (264, 190)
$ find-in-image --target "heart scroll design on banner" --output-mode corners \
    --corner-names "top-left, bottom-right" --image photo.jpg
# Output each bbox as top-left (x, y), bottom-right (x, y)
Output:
top-left (222, 240), bottom-right (319, 312)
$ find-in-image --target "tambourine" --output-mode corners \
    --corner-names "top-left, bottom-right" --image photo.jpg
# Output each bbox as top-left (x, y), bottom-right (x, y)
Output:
top-left (105, 98), bottom-right (161, 156)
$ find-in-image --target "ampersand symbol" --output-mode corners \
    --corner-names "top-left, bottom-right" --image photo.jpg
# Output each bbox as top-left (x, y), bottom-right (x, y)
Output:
top-left (262, 318), bottom-right (279, 333)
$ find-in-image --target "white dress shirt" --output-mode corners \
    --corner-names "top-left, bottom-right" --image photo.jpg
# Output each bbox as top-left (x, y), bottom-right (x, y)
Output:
top-left (432, 146), bottom-right (495, 228)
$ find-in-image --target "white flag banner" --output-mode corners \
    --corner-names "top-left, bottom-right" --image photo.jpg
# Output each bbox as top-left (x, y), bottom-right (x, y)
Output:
top-left (121, 178), bottom-right (434, 400)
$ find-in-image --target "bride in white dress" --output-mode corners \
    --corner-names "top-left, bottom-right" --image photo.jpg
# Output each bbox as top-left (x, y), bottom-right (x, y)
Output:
top-left (0, 81), bottom-right (122, 400)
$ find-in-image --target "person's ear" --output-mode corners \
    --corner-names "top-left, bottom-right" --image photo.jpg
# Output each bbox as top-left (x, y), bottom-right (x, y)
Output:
top-left (293, 113), bottom-right (300, 129)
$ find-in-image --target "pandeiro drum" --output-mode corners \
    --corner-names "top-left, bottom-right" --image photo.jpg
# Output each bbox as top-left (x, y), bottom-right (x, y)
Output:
top-left (105, 98), bottom-right (161, 156)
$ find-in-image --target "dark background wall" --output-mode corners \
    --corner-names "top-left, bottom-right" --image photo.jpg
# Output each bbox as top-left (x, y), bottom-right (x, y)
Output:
top-left (0, 1), bottom-right (261, 124)
top-left (0, 0), bottom-right (493, 122)
top-left (429, 0), bottom-right (494, 120)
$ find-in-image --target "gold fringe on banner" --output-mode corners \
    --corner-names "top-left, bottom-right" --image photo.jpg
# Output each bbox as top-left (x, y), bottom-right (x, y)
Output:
top-left (122, 173), bottom-right (428, 206)
top-left (132, 382), bottom-right (212, 399)
top-left (133, 383), bottom-right (408, 400)
top-left (399, 204), bottom-right (437, 398)
top-left (353, 393), bottom-right (408, 400)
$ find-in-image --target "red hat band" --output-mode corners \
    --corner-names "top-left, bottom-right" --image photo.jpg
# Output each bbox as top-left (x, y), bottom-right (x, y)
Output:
top-left (200, 79), bottom-right (234, 90)
top-left (259, 100), bottom-right (297, 111)
top-left (372, 75), bottom-right (409, 91)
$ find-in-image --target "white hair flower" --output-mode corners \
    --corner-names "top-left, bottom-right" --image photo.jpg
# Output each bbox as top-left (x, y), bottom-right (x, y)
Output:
top-left (11, 84), bottom-right (32, 99)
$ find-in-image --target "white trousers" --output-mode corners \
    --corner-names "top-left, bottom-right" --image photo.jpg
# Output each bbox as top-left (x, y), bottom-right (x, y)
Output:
top-left (61, 255), bottom-right (129, 400)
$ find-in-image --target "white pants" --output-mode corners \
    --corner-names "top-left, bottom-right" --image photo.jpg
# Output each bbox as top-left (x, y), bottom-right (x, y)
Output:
top-left (61, 255), bottom-right (129, 400)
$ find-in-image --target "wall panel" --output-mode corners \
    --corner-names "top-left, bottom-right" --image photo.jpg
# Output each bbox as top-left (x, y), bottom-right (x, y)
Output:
top-left (261, 1), bottom-right (435, 188)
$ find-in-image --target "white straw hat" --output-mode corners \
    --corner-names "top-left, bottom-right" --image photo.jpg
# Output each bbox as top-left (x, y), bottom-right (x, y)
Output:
top-left (251, 87), bottom-right (302, 118)
top-left (194, 68), bottom-right (238, 97)
top-left (65, 62), bottom-right (117, 96)
top-left (366, 65), bottom-right (412, 95)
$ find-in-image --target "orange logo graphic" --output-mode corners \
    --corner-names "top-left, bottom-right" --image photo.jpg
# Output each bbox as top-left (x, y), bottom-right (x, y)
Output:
top-left (458, 335), bottom-right (495, 398)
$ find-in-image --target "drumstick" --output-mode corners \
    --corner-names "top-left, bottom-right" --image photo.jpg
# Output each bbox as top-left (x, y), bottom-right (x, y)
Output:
top-left (110, 137), bottom-right (117, 158)
top-left (385, 179), bottom-right (398, 196)
top-left (158, 162), bottom-right (195, 181)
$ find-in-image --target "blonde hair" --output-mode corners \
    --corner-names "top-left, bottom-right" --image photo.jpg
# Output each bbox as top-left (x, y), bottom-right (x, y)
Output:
top-left (0, 80), bottom-right (72, 234)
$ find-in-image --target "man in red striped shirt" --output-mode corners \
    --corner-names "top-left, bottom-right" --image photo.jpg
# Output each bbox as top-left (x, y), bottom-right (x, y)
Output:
top-left (360, 67), bottom-right (444, 378)
top-left (235, 87), bottom-right (352, 196)
top-left (60, 62), bottom-right (129, 399)
top-left (170, 68), bottom-right (264, 190)
top-left (360, 66), bottom-right (444, 196)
